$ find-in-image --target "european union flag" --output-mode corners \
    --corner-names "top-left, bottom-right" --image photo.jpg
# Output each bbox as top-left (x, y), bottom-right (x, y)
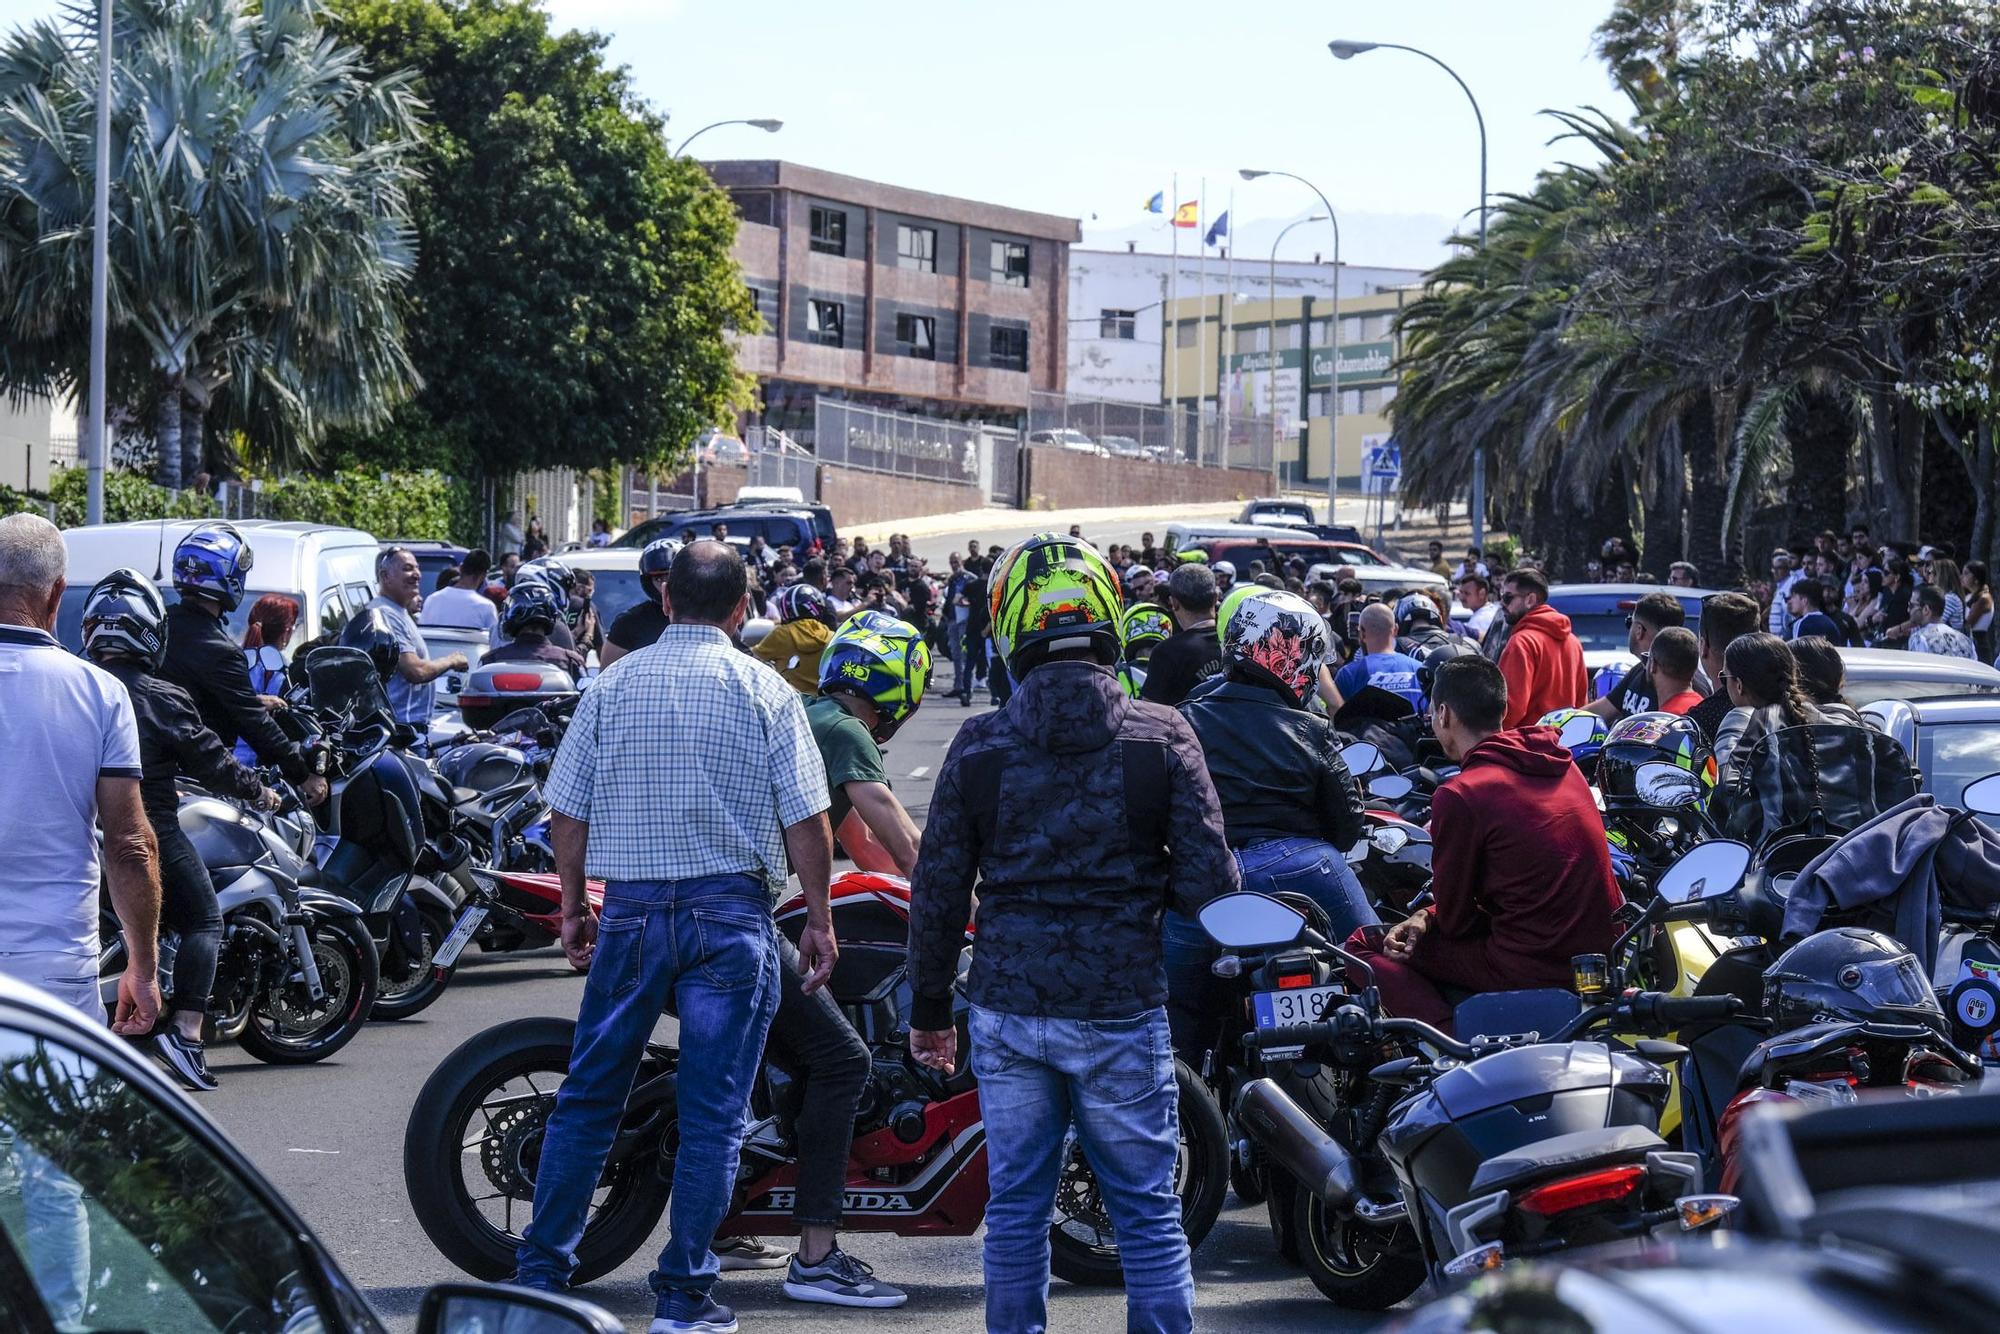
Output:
top-left (1205, 210), bottom-right (1229, 247)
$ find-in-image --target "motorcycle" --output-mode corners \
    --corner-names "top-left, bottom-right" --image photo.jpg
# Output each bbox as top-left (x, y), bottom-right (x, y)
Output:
top-left (1197, 883), bottom-right (1740, 1307)
top-left (98, 782), bottom-right (380, 1064)
top-left (402, 870), bottom-right (1231, 1287)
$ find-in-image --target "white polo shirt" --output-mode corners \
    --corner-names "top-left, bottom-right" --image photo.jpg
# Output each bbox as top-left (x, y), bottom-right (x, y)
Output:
top-left (0, 624), bottom-right (142, 977)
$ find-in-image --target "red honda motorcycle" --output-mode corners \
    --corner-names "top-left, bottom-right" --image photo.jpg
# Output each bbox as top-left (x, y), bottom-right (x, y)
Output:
top-left (404, 871), bottom-right (1230, 1286)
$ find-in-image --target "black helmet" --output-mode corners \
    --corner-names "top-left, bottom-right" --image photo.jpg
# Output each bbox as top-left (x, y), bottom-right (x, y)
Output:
top-left (1763, 928), bottom-right (1946, 1035)
top-left (1394, 592), bottom-right (1440, 631)
top-left (1598, 711), bottom-right (1716, 814)
top-left (81, 567), bottom-right (169, 670)
top-left (338, 605), bottom-right (402, 682)
top-left (1413, 637), bottom-right (1476, 697)
top-left (639, 537), bottom-right (683, 595)
top-left (502, 579), bottom-right (562, 637)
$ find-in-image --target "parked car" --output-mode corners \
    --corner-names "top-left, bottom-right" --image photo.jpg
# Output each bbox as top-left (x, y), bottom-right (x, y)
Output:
top-left (1541, 583), bottom-right (1723, 684)
top-left (729, 494), bottom-right (838, 548)
top-left (59, 519), bottom-right (381, 657)
top-left (1098, 434), bottom-right (1148, 458)
top-left (1211, 537), bottom-right (1447, 596)
top-left (0, 972), bottom-right (617, 1332)
top-left (1236, 497), bottom-right (1317, 527)
top-left (615, 503), bottom-right (823, 554)
top-left (1836, 645), bottom-right (2000, 708)
top-left (562, 546), bottom-right (650, 631)
top-left (1864, 696), bottom-right (2000, 820)
top-left (1026, 428), bottom-right (1105, 455)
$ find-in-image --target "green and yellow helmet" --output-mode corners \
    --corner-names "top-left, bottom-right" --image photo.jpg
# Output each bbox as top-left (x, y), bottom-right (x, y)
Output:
top-left (1173, 548), bottom-right (1209, 565)
top-left (819, 609), bottom-right (932, 738)
top-left (1120, 601), bottom-right (1174, 659)
top-left (988, 532), bottom-right (1124, 674)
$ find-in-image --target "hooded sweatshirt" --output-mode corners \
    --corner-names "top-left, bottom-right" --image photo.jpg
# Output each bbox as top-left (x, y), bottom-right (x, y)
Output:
top-left (907, 659), bottom-right (1239, 1028)
top-left (1497, 602), bottom-right (1588, 728)
top-left (1411, 725), bottom-right (1621, 992)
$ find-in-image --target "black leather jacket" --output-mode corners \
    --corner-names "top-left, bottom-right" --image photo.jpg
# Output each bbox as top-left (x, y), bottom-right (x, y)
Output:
top-left (1178, 674), bottom-right (1366, 850)
top-left (159, 602), bottom-right (313, 782)
top-left (100, 658), bottom-right (268, 822)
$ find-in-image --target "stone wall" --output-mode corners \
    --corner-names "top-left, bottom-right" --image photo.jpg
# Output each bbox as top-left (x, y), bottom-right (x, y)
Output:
top-left (818, 467), bottom-right (977, 530)
top-left (1021, 449), bottom-right (1267, 510)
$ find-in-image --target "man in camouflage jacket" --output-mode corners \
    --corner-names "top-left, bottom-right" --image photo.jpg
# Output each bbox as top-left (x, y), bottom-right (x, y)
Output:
top-left (906, 651), bottom-right (1237, 1333)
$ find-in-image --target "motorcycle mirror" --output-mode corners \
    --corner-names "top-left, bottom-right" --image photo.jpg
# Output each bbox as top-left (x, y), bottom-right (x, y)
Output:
top-left (1368, 774), bottom-right (1414, 800)
top-left (1198, 892), bottom-right (1308, 949)
top-left (1962, 773), bottom-right (2000, 817)
top-left (1342, 742), bottom-right (1383, 776)
top-left (1654, 839), bottom-right (1752, 906)
top-left (1634, 761), bottom-right (1706, 809)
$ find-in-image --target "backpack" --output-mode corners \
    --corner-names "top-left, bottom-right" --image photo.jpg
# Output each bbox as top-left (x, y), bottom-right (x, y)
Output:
top-left (1719, 723), bottom-right (1919, 851)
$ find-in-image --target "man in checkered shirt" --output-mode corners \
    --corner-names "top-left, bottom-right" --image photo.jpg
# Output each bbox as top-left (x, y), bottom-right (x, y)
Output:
top-left (514, 540), bottom-right (836, 1334)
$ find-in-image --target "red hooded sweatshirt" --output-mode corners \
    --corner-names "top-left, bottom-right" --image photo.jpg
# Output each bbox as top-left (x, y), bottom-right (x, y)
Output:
top-left (1409, 726), bottom-right (1620, 997)
top-left (1497, 602), bottom-right (1588, 728)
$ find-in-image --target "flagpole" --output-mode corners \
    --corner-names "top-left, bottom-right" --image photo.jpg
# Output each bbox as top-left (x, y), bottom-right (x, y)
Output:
top-left (1195, 179), bottom-right (1209, 467)
top-left (1167, 172), bottom-right (1179, 459)
top-left (1219, 188), bottom-right (1234, 469)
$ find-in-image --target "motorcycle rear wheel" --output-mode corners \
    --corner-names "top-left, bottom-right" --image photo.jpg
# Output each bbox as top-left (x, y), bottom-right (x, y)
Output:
top-left (371, 896), bottom-right (456, 1021)
top-left (403, 1017), bottom-right (671, 1284)
top-left (1047, 1059), bottom-right (1230, 1287)
top-left (1292, 1188), bottom-right (1425, 1309)
top-left (237, 915), bottom-right (379, 1065)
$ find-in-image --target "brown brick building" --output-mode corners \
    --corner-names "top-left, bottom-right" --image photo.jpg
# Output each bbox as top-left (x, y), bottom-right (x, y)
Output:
top-left (706, 160), bottom-right (1079, 442)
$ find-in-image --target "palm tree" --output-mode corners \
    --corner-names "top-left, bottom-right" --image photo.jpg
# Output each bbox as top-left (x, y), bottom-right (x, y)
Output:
top-left (0, 0), bottom-right (424, 489)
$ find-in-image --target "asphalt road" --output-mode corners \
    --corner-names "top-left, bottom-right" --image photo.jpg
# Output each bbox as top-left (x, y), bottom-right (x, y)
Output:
top-left (198, 675), bottom-right (1392, 1333)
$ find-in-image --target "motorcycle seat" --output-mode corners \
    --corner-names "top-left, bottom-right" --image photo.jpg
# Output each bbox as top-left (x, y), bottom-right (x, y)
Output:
top-left (1469, 1124), bottom-right (1667, 1197)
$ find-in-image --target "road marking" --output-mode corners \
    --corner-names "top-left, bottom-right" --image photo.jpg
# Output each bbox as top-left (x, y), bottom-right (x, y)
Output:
top-left (288, 1147), bottom-right (340, 1155)
top-left (909, 765), bottom-right (931, 779)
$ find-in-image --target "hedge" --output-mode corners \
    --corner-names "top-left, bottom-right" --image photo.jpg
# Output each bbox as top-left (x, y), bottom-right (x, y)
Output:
top-left (5, 468), bottom-right (466, 542)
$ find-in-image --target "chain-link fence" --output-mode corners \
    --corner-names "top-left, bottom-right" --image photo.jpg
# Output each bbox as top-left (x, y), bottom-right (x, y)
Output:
top-left (1026, 392), bottom-right (1274, 473)
top-left (813, 400), bottom-right (985, 488)
top-left (748, 447), bottom-right (821, 500)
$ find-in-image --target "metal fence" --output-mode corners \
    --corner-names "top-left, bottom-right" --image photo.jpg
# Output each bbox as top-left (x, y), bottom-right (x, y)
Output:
top-left (748, 449), bottom-right (821, 500)
top-left (1026, 392), bottom-right (1275, 474)
top-left (812, 400), bottom-right (985, 488)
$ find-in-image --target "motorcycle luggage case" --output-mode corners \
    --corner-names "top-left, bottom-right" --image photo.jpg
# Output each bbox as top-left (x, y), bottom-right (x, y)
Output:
top-left (458, 661), bottom-right (577, 730)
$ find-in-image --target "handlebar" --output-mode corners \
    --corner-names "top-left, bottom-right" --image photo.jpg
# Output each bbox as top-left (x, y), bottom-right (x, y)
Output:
top-left (1253, 991), bottom-right (1744, 1064)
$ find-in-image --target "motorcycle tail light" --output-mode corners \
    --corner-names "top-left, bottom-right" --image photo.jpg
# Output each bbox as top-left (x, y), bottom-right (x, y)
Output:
top-left (491, 673), bottom-right (547, 691)
top-left (1276, 974), bottom-right (1315, 990)
top-left (1515, 1164), bottom-right (1646, 1216)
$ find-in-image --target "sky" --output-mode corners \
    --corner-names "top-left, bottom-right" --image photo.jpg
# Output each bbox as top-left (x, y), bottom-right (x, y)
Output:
top-left (0, 0), bottom-right (1631, 271)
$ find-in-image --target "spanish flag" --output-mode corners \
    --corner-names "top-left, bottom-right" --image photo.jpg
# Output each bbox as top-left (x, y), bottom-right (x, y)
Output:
top-left (1172, 200), bottom-right (1199, 229)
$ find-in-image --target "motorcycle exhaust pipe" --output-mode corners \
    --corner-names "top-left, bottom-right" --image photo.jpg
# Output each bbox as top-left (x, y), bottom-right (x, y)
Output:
top-left (1235, 1078), bottom-right (1361, 1208)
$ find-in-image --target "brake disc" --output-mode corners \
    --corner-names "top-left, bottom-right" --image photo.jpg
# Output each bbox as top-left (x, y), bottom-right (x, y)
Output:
top-left (1054, 1140), bottom-right (1113, 1235)
top-left (480, 1101), bottom-right (546, 1198)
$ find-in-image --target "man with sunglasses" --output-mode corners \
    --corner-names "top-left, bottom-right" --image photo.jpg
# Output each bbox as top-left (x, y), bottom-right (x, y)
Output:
top-left (1585, 591), bottom-right (1688, 723)
top-left (1495, 568), bottom-right (1587, 728)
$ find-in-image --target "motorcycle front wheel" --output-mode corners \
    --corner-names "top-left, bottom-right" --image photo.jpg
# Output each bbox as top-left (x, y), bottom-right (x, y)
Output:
top-left (1292, 1188), bottom-right (1425, 1309)
top-left (237, 914), bottom-right (379, 1064)
top-left (1047, 1058), bottom-right (1230, 1287)
top-left (371, 894), bottom-right (456, 1021)
top-left (403, 1017), bottom-right (672, 1284)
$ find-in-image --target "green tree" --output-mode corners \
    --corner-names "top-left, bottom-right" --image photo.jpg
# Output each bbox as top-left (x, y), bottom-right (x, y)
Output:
top-left (326, 0), bottom-right (757, 482)
top-left (0, 0), bottom-right (425, 489)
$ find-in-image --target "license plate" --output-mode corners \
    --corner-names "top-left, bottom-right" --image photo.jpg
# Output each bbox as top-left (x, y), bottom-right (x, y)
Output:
top-left (1253, 985), bottom-right (1341, 1030)
top-left (433, 905), bottom-right (488, 969)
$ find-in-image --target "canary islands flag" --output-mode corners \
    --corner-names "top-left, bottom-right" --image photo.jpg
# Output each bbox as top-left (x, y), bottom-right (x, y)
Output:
top-left (1172, 200), bottom-right (1199, 229)
top-left (1144, 191), bottom-right (1164, 213)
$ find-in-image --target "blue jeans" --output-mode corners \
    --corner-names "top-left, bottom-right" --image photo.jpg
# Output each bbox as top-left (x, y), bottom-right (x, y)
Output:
top-left (1163, 836), bottom-right (1378, 1068)
top-left (515, 874), bottom-right (780, 1301)
top-left (970, 1005), bottom-right (1192, 1334)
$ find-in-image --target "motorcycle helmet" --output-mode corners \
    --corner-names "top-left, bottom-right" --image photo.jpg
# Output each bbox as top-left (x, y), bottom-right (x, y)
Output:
top-left (338, 604), bottom-right (403, 682)
top-left (1120, 602), bottom-right (1173, 661)
top-left (1599, 710), bottom-right (1716, 812)
top-left (171, 521), bottom-right (254, 611)
top-left (819, 609), bottom-right (932, 739)
top-left (1214, 582), bottom-right (1263, 646)
top-left (1394, 592), bottom-right (1440, 632)
top-left (517, 556), bottom-right (576, 600)
top-left (1219, 589), bottom-right (1330, 706)
top-left (501, 579), bottom-right (563, 637)
top-left (1539, 706), bottom-right (1610, 765)
top-left (1173, 548), bottom-right (1209, 565)
top-left (988, 533), bottom-right (1124, 674)
top-left (1592, 659), bottom-right (1628, 703)
top-left (1413, 637), bottom-right (1476, 698)
top-left (638, 537), bottom-right (682, 598)
top-left (771, 582), bottom-right (834, 626)
top-left (81, 567), bottom-right (169, 669)
top-left (1763, 928), bottom-right (1947, 1035)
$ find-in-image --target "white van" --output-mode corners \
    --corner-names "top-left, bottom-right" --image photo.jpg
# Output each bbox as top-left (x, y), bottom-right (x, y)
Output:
top-left (58, 519), bottom-right (382, 658)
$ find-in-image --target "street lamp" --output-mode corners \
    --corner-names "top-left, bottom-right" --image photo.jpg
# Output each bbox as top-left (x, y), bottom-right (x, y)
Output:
top-left (1240, 169), bottom-right (1342, 519)
top-left (1264, 215), bottom-right (1325, 497)
top-left (671, 117), bottom-right (782, 159)
top-left (1328, 38), bottom-right (1488, 547)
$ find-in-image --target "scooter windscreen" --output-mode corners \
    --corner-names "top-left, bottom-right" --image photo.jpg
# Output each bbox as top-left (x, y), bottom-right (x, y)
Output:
top-left (306, 646), bottom-right (391, 723)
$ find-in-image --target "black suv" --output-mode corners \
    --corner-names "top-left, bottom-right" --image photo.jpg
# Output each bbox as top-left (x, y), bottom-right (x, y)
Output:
top-left (615, 502), bottom-right (831, 553)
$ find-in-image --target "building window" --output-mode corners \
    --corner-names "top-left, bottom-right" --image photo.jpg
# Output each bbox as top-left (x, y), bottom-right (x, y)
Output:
top-left (1340, 387), bottom-right (1363, 415)
top-left (990, 325), bottom-right (1029, 371)
top-left (1378, 384), bottom-right (1399, 409)
top-left (1100, 309), bottom-right (1137, 340)
top-left (1175, 321), bottom-right (1198, 348)
top-left (807, 299), bottom-right (844, 347)
top-left (896, 224), bottom-right (936, 273)
top-left (1235, 326), bottom-right (1266, 355)
top-left (1306, 391), bottom-right (1329, 419)
top-left (809, 207), bottom-right (846, 256)
top-left (1275, 322), bottom-right (1302, 351)
top-left (895, 312), bottom-right (936, 360)
top-left (1308, 319), bottom-right (1330, 345)
top-left (991, 239), bottom-right (1029, 287)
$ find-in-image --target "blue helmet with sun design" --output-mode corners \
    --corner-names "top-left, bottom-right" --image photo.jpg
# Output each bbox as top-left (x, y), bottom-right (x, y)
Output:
top-left (819, 610), bottom-right (932, 736)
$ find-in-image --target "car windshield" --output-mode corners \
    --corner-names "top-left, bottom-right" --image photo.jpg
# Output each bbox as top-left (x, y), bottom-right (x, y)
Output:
top-left (1922, 722), bottom-right (2000, 822)
top-left (585, 568), bottom-right (649, 624)
top-left (1563, 612), bottom-right (1635, 654)
top-left (1333, 547), bottom-right (1389, 568)
top-left (1846, 676), bottom-right (2000, 707)
top-left (55, 586), bottom-right (303, 656)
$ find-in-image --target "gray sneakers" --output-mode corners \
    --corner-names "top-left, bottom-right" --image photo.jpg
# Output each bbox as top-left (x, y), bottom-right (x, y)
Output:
top-left (782, 1247), bottom-right (908, 1308)
top-left (712, 1236), bottom-right (789, 1271)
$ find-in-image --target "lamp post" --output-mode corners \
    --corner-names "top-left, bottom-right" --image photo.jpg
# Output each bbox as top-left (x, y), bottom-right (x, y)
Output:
top-left (87, 0), bottom-right (112, 523)
top-left (671, 117), bottom-right (782, 159)
top-left (1264, 215), bottom-right (1325, 497)
top-left (1329, 38), bottom-right (1488, 548)
top-left (1240, 169), bottom-right (1341, 519)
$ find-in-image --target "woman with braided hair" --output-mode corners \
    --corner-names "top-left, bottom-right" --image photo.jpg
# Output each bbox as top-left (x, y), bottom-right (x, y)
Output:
top-left (1712, 632), bottom-right (1824, 780)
